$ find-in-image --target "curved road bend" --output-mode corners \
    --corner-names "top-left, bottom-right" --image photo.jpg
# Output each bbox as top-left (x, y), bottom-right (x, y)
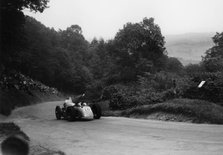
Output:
top-left (4, 101), bottom-right (223, 155)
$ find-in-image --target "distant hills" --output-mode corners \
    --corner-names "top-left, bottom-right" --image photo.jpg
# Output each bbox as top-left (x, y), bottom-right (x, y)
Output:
top-left (165, 33), bottom-right (215, 66)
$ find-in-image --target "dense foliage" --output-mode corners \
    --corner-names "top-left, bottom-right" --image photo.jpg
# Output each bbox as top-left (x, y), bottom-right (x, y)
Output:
top-left (1, 1), bottom-right (223, 110)
top-left (179, 32), bottom-right (223, 103)
top-left (1, 12), bottom-right (172, 94)
top-left (109, 18), bottom-right (167, 82)
top-left (182, 32), bottom-right (223, 103)
top-left (0, 0), bottom-right (49, 71)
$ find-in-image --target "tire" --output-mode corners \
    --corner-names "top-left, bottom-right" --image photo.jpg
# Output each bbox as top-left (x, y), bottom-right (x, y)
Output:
top-left (66, 106), bottom-right (76, 121)
top-left (55, 106), bottom-right (62, 120)
top-left (90, 103), bottom-right (101, 119)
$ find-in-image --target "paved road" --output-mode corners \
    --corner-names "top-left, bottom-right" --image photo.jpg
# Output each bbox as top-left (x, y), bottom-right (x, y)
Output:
top-left (4, 101), bottom-right (223, 155)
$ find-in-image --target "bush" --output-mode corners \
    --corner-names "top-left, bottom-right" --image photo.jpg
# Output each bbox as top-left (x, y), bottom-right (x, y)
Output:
top-left (182, 72), bottom-right (223, 103)
top-left (137, 71), bottom-right (182, 102)
top-left (101, 85), bottom-right (118, 100)
top-left (85, 80), bottom-right (104, 100)
top-left (102, 71), bottom-right (223, 111)
top-left (0, 72), bottom-right (62, 115)
top-left (107, 84), bottom-right (139, 110)
top-left (138, 72), bottom-right (177, 91)
top-left (104, 72), bottom-right (181, 110)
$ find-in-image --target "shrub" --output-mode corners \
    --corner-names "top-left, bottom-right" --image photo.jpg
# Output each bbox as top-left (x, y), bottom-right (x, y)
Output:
top-left (137, 71), bottom-right (182, 102)
top-left (102, 71), bottom-right (218, 111)
top-left (183, 72), bottom-right (223, 103)
top-left (138, 72), bottom-right (177, 91)
top-left (85, 80), bottom-right (104, 100)
top-left (104, 71), bottom-right (182, 110)
top-left (107, 84), bottom-right (138, 110)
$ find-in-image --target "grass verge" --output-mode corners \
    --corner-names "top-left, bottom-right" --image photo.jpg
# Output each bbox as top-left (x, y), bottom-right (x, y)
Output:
top-left (102, 98), bottom-right (223, 124)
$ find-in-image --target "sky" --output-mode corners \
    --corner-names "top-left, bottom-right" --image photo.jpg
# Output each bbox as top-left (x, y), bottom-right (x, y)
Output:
top-left (24, 0), bottom-right (223, 41)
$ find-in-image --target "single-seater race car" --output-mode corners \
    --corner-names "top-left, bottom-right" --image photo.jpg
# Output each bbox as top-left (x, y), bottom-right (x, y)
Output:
top-left (55, 96), bottom-right (101, 121)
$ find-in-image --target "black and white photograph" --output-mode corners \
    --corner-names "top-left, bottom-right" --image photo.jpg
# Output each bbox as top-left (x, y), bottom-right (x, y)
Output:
top-left (0, 0), bottom-right (223, 154)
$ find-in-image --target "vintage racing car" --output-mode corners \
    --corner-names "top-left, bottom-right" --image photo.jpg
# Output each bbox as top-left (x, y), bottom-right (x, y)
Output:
top-left (55, 97), bottom-right (101, 121)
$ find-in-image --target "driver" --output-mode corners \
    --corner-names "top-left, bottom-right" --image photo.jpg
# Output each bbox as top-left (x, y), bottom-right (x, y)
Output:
top-left (74, 93), bottom-right (86, 104)
top-left (63, 97), bottom-right (75, 109)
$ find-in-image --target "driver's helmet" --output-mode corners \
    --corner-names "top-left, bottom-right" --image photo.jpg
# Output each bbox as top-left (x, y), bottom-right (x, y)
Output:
top-left (65, 97), bottom-right (72, 103)
top-left (82, 102), bottom-right (87, 106)
top-left (77, 102), bottom-right (81, 106)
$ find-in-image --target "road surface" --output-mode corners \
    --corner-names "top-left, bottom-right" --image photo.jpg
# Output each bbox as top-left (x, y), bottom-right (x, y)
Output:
top-left (4, 101), bottom-right (223, 155)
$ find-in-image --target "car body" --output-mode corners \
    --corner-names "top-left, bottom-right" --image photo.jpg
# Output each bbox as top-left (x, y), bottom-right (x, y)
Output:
top-left (55, 102), bottom-right (101, 121)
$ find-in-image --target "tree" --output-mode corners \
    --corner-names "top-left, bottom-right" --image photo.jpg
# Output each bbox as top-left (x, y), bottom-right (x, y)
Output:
top-left (202, 32), bottom-right (223, 72)
top-left (183, 32), bottom-right (223, 103)
top-left (1, 0), bottom-right (48, 12)
top-left (20, 17), bottom-right (92, 93)
top-left (0, 0), bottom-right (49, 70)
top-left (59, 25), bottom-right (87, 51)
top-left (111, 17), bottom-right (167, 81)
top-left (87, 39), bottom-right (115, 80)
top-left (202, 56), bottom-right (223, 72)
top-left (166, 57), bottom-right (183, 73)
top-left (185, 64), bottom-right (204, 75)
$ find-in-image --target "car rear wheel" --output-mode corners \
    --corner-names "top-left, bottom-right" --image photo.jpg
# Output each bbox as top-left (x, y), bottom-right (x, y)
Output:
top-left (55, 106), bottom-right (62, 120)
top-left (90, 103), bottom-right (101, 119)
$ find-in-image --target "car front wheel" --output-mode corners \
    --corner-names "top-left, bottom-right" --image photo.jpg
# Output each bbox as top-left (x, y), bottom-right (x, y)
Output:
top-left (55, 106), bottom-right (62, 120)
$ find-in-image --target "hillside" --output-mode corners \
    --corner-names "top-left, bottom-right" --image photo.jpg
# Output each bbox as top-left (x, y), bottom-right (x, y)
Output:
top-left (165, 33), bottom-right (215, 65)
top-left (0, 72), bottom-right (63, 115)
